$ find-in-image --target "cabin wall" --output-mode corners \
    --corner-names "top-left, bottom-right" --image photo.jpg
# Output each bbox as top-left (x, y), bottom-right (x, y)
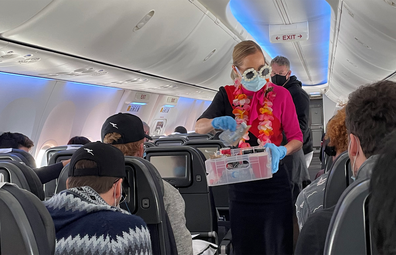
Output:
top-left (323, 94), bottom-right (338, 130)
top-left (0, 72), bottom-right (213, 161)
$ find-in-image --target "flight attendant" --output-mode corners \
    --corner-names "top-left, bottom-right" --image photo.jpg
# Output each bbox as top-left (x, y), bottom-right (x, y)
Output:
top-left (196, 40), bottom-right (302, 254)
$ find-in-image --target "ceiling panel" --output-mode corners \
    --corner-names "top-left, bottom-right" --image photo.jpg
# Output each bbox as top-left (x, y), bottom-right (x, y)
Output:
top-left (229, 0), bottom-right (332, 86)
top-left (327, 0), bottom-right (396, 100)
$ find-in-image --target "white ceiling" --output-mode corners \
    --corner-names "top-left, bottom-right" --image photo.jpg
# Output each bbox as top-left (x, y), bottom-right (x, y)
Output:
top-left (326, 0), bottom-right (396, 101)
top-left (1, 0), bottom-right (394, 102)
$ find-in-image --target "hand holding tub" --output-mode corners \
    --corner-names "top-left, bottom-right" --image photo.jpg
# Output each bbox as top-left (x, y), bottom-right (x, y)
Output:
top-left (264, 143), bottom-right (287, 173)
top-left (211, 116), bottom-right (237, 132)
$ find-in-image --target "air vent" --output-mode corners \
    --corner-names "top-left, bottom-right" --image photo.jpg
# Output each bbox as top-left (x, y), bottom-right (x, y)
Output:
top-left (354, 37), bottom-right (371, 49)
top-left (19, 57), bottom-right (41, 64)
top-left (0, 51), bottom-right (19, 59)
top-left (346, 59), bottom-right (357, 68)
top-left (383, 0), bottom-right (396, 7)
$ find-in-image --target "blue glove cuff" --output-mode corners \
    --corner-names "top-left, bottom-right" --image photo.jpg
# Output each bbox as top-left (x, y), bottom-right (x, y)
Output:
top-left (279, 146), bottom-right (287, 160)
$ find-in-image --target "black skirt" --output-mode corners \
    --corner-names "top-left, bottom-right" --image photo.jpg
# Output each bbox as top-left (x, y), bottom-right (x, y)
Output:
top-left (229, 162), bottom-right (293, 255)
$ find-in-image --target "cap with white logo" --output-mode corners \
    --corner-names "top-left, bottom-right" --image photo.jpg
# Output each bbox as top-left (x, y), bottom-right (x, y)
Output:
top-left (101, 113), bottom-right (151, 144)
top-left (69, 142), bottom-right (126, 178)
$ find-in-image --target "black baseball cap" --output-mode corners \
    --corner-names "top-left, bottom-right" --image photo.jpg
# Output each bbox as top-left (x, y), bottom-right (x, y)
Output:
top-left (69, 142), bottom-right (126, 178)
top-left (101, 113), bottom-right (151, 144)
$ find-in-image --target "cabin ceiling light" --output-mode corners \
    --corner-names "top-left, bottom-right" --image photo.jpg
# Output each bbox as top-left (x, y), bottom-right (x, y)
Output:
top-left (133, 10), bottom-right (155, 32)
top-left (383, 0), bottom-right (396, 7)
top-left (204, 49), bottom-right (217, 61)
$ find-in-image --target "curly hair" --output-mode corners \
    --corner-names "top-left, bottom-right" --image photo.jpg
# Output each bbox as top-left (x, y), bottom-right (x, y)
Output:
top-left (325, 107), bottom-right (348, 153)
top-left (346, 80), bottom-right (396, 158)
top-left (103, 132), bottom-right (143, 156)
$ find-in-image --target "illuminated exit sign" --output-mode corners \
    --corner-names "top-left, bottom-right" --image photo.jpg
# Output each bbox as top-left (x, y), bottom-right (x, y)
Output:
top-left (269, 22), bottom-right (309, 43)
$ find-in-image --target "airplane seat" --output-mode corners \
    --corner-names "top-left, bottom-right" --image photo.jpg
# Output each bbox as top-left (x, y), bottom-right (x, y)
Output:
top-left (145, 146), bottom-right (218, 244)
top-left (123, 156), bottom-right (177, 255)
top-left (0, 148), bottom-right (36, 168)
top-left (44, 149), bottom-right (79, 199)
top-left (55, 165), bottom-right (69, 194)
top-left (44, 145), bottom-right (82, 166)
top-left (0, 182), bottom-right (55, 254)
top-left (324, 178), bottom-right (370, 255)
top-left (183, 140), bottom-right (230, 219)
top-left (323, 151), bottom-right (352, 209)
top-left (0, 161), bottom-right (45, 200)
top-left (55, 157), bottom-right (178, 255)
top-left (186, 133), bottom-right (213, 140)
top-left (154, 137), bottom-right (189, 147)
top-left (144, 142), bottom-right (156, 148)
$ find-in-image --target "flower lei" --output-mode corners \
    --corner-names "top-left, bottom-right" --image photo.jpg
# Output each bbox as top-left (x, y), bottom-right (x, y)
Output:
top-left (232, 79), bottom-right (276, 148)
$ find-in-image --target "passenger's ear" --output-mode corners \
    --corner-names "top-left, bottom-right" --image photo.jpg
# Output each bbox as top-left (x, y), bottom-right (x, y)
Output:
top-left (115, 179), bottom-right (122, 199)
top-left (138, 142), bottom-right (144, 157)
top-left (348, 133), bottom-right (359, 157)
top-left (66, 178), bottom-right (70, 189)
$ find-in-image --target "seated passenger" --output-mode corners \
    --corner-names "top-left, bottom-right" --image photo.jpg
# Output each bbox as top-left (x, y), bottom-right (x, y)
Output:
top-left (174, 126), bottom-right (188, 134)
top-left (67, 136), bottom-right (91, 145)
top-left (295, 107), bottom-right (347, 230)
top-left (142, 121), bottom-right (151, 142)
top-left (370, 131), bottom-right (396, 255)
top-left (101, 113), bottom-right (193, 255)
top-left (0, 132), bottom-right (69, 184)
top-left (295, 80), bottom-right (396, 255)
top-left (44, 142), bottom-right (152, 255)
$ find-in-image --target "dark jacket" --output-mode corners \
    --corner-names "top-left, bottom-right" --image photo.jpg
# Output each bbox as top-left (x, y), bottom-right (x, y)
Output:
top-left (283, 76), bottom-right (313, 154)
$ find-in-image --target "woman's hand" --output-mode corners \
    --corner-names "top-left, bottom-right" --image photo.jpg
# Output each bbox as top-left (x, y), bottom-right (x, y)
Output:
top-left (264, 143), bottom-right (287, 173)
top-left (211, 116), bottom-right (237, 131)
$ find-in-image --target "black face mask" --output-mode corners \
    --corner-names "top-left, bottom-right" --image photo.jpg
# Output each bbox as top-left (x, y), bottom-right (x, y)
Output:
top-left (271, 74), bottom-right (288, 86)
top-left (324, 145), bottom-right (337, 157)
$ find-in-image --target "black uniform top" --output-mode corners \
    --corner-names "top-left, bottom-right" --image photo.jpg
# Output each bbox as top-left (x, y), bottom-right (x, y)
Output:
top-left (198, 86), bottom-right (259, 146)
top-left (283, 76), bottom-right (313, 154)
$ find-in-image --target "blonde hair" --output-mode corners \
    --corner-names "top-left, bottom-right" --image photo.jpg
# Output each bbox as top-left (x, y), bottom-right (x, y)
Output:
top-left (103, 132), bottom-right (143, 156)
top-left (231, 40), bottom-right (264, 80)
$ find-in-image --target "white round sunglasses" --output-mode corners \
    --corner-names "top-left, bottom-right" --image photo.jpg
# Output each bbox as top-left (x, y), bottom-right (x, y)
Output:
top-left (235, 65), bottom-right (272, 81)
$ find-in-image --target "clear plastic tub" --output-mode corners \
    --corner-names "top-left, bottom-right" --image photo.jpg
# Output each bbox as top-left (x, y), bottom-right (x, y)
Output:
top-left (205, 147), bottom-right (272, 186)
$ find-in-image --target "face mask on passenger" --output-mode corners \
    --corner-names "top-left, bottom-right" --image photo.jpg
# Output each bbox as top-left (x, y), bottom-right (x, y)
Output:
top-left (271, 74), bottom-right (288, 86)
top-left (235, 66), bottom-right (271, 92)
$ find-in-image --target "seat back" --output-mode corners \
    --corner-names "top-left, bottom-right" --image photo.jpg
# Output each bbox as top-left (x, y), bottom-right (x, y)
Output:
top-left (0, 182), bottom-right (55, 254)
top-left (0, 161), bottom-right (45, 200)
top-left (324, 178), bottom-right (370, 255)
top-left (184, 140), bottom-right (229, 216)
top-left (186, 133), bottom-right (213, 140)
top-left (155, 137), bottom-right (188, 146)
top-left (144, 142), bottom-right (156, 148)
top-left (146, 146), bottom-right (217, 241)
top-left (0, 148), bottom-right (36, 168)
top-left (44, 148), bottom-right (79, 198)
top-left (44, 145), bottom-right (82, 166)
top-left (123, 157), bottom-right (177, 255)
top-left (323, 151), bottom-right (351, 208)
top-left (55, 157), bottom-right (177, 255)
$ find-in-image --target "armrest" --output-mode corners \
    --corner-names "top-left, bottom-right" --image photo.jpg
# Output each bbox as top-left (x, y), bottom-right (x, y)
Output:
top-left (219, 229), bottom-right (232, 255)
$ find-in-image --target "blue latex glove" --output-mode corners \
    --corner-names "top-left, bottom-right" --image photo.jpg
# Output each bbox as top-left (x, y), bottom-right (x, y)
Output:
top-left (264, 143), bottom-right (287, 174)
top-left (212, 116), bottom-right (237, 132)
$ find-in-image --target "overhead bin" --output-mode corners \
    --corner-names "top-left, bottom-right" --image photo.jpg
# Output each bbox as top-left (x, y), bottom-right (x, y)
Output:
top-left (1, 0), bottom-right (238, 89)
top-left (328, 0), bottom-right (396, 100)
top-left (0, 1), bottom-right (52, 33)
